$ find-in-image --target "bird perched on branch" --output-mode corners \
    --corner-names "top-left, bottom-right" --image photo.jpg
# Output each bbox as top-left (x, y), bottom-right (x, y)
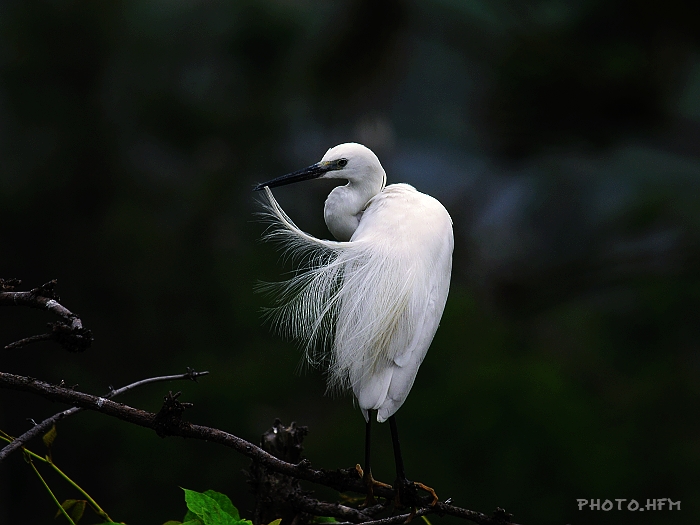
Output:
top-left (254, 143), bottom-right (453, 507)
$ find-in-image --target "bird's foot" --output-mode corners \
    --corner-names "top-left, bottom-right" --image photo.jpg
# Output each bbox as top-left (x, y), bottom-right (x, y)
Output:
top-left (356, 464), bottom-right (392, 507)
top-left (413, 481), bottom-right (438, 507)
top-left (393, 476), bottom-right (439, 510)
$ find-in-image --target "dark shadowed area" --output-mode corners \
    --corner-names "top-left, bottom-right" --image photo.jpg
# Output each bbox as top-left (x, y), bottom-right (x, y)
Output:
top-left (1, 1), bottom-right (699, 524)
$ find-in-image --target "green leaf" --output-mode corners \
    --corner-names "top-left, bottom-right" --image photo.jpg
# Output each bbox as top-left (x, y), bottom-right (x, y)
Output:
top-left (43, 424), bottom-right (58, 449)
top-left (55, 499), bottom-right (86, 522)
top-left (162, 521), bottom-right (183, 525)
top-left (55, 498), bottom-right (77, 518)
top-left (69, 499), bottom-right (86, 522)
top-left (313, 518), bottom-right (337, 524)
top-left (182, 488), bottom-right (242, 525)
top-left (202, 490), bottom-right (239, 520)
top-left (268, 519), bottom-right (282, 525)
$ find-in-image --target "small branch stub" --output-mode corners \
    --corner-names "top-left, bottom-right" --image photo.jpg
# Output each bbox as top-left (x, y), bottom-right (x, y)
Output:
top-left (249, 419), bottom-right (309, 525)
top-left (0, 278), bottom-right (21, 292)
top-left (153, 391), bottom-right (193, 438)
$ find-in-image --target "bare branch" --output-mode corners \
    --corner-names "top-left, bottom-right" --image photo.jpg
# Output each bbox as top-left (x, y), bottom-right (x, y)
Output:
top-left (0, 279), bottom-right (92, 352)
top-left (0, 371), bottom-right (521, 525)
top-left (0, 369), bottom-right (209, 461)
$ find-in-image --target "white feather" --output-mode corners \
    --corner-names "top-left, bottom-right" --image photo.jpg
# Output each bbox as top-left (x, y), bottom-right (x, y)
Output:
top-left (258, 180), bottom-right (453, 422)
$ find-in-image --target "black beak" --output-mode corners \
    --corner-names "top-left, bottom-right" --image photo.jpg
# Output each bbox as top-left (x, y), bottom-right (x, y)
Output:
top-left (253, 162), bottom-right (332, 191)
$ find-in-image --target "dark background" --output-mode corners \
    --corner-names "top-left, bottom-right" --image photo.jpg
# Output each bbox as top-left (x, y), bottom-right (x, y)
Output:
top-left (1, 1), bottom-right (700, 524)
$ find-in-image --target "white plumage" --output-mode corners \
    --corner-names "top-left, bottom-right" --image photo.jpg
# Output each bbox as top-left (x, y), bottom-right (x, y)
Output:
top-left (256, 143), bottom-right (453, 423)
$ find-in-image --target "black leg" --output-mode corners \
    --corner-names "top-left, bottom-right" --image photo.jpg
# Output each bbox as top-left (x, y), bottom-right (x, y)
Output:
top-left (388, 415), bottom-right (406, 481)
top-left (364, 412), bottom-right (372, 477)
top-left (389, 415), bottom-right (416, 507)
top-left (389, 415), bottom-right (439, 508)
top-left (356, 410), bottom-right (392, 506)
top-left (358, 410), bottom-right (385, 506)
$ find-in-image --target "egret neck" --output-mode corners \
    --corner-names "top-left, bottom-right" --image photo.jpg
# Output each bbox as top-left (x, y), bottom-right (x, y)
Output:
top-left (322, 160), bottom-right (386, 242)
top-left (323, 182), bottom-right (375, 241)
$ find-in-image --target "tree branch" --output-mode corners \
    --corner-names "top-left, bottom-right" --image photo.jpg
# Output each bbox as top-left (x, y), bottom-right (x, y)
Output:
top-left (0, 368), bottom-right (209, 461)
top-left (4, 333), bottom-right (53, 350)
top-left (334, 506), bottom-right (431, 525)
top-left (289, 493), bottom-right (376, 523)
top-left (0, 279), bottom-right (92, 352)
top-left (0, 371), bottom-right (521, 525)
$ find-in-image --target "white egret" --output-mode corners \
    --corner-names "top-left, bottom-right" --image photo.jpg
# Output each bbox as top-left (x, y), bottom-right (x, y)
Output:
top-left (254, 143), bottom-right (453, 506)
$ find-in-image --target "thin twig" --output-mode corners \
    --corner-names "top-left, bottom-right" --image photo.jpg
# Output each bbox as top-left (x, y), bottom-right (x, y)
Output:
top-left (106, 368), bottom-right (209, 398)
top-left (0, 371), bottom-right (520, 525)
top-left (0, 369), bottom-right (209, 461)
top-left (4, 334), bottom-right (53, 349)
top-left (46, 458), bottom-right (113, 522)
top-left (25, 454), bottom-right (78, 525)
top-left (0, 439), bottom-right (114, 522)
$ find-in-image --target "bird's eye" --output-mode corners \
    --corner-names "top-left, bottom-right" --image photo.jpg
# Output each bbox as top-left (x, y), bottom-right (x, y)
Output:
top-left (337, 158), bottom-right (348, 168)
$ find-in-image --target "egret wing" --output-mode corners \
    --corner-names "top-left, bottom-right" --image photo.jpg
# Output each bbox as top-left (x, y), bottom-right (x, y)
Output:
top-left (344, 185), bottom-right (453, 422)
top-left (257, 184), bottom-right (453, 424)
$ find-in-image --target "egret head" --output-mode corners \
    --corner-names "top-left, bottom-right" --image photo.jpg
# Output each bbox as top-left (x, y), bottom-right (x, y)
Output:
top-left (253, 142), bottom-right (386, 192)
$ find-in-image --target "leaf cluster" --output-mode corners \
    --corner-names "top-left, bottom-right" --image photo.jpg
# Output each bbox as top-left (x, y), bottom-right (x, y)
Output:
top-left (165, 488), bottom-right (278, 525)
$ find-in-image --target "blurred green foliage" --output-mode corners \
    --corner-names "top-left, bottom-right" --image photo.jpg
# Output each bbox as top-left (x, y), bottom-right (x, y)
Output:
top-left (1, 1), bottom-right (699, 525)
